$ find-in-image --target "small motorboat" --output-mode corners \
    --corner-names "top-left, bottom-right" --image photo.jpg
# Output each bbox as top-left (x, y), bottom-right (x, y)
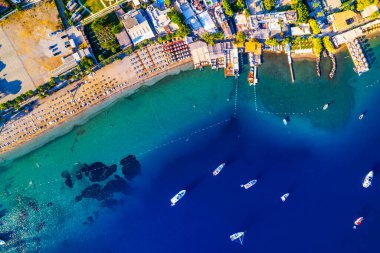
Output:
top-left (283, 118), bottom-right (288, 125)
top-left (0, 239), bottom-right (5, 245)
top-left (353, 216), bottom-right (364, 229)
top-left (281, 193), bottom-right (290, 202)
top-left (363, 171), bottom-right (373, 188)
top-left (358, 112), bottom-right (366, 120)
top-left (240, 179), bottom-right (257, 190)
top-left (213, 163), bottom-right (225, 176)
top-left (323, 103), bottom-right (329, 110)
top-left (171, 190), bottom-right (186, 206)
top-left (230, 231), bottom-right (245, 245)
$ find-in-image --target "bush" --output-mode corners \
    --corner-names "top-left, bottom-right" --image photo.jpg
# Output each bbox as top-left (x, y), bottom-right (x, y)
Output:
top-left (296, 3), bottom-right (309, 23)
top-left (322, 36), bottom-right (336, 54)
top-left (312, 37), bottom-right (323, 57)
top-left (265, 37), bottom-right (279, 47)
top-left (236, 0), bottom-right (246, 10)
top-left (202, 32), bottom-right (224, 45)
top-left (167, 9), bottom-right (191, 38)
top-left (308, 19), bottom-right (320, 34)
top-left (356, 0), bottom-right (378, 11)
top-left (235, 31), bottom-right (246, 45)
top-left (263, 0), bottom-right (275, 10)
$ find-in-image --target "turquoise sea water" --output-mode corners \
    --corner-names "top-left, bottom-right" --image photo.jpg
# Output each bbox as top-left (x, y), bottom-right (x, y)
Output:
top-left (0, 37), bottom-right (380, 252)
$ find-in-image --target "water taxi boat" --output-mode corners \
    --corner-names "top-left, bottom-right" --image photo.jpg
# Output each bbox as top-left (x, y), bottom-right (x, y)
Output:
top-left (241, 179), bottom-right (257, 190)
top-left (171, 190), bottom-right (186, 206)
top-left (213, 163), bottom-right (225, 176)
top-left (363, 171), bottom-right (373, 188)
top-left (281, 193), bottom-right (290, 202)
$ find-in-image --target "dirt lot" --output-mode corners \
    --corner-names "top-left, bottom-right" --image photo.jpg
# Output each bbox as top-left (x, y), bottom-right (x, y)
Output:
top-left (0, 1), bottom-right (70, 90)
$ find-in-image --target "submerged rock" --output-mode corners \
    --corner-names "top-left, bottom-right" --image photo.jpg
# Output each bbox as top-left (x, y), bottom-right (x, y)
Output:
top-left (61, 170), bottom-right (73, 188)
top-left (80, 162), bottom-right (117, 182)
top-left (46, 202), bottom-right (53, 207)
top-left (120, 155), bottom-right (141, 180)
top-left (103, 175), bottom-right (129, 195)
top-left (82, 216), bottom-right (94, 225)
top-left (100, 198), bottom-right (119, 209)
top-left (76, 184), bottom-right (111, 202)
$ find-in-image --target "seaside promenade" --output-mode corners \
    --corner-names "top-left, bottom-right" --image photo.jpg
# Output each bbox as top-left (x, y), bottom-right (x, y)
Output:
top-left (0, 52), bottom-right (192, 155)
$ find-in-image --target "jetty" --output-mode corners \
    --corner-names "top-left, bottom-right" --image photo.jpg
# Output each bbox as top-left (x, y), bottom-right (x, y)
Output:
top-left (245, 40), bottom-right (262, 85)
top-left (328, 52), bottom-right (336, 79)
top-left (316, 56), bottom-right (321, 77)
top-left (285, 44), bottom-right (295, 83)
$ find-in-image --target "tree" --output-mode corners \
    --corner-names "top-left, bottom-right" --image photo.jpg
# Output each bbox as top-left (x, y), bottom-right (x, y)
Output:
top-left (322, 36), bottom-right (336, 54)
top-left (167, 9), bottom-right (191, 38)
top-left (0, 103), bottom-right (7, 111)
top-left (80, 56), bottom-right (95, 70)
top-left (244, 8), bottom-right (250, 18)
top-left (296, 3), bottom-right (309, 23)
top-left (164, 0), bottom-right (171, 6)
top-left (235, 31), bottom-right (246, 45)
top-left (265, 37), bottom-right (279, 47)
top-left (236, 0), bottom-right (246, 10)
top-left (312, 37), bottom-right (323, 57)
top-left (308, 19), bottom-right (321, 34)
top-left (356, 0), bottom-right (378, 11)
top-left (281, 37), bottom-right (291, 46)
top-left (111, 24), bottom-right (123, 34)
top-left (263, 0), bottom-right (275, 10)
top-left (202, 32), bottom-right (224, 45)
top-left (50, 77), bottom-right (56, 86)
top-left (98, 55), bottom-right (104, 61)
top-left (222, 0), bottom-right (234, 17)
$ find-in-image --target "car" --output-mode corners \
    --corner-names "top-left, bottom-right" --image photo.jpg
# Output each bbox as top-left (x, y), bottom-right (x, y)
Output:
top-left (48, 44), bottom-right (57, 49)
top-left (56, 29), bottom-right (63, 34)
top-left (53, 51), bottom-right (61, 56)
top-left (51, 47), bottom-right (59, 52)
top-left (65, 44), bottom-right (70, 48)
top-left (48, 32), bottom-right (57, 37)
top-left (61, 35), bottom-right (67, 39)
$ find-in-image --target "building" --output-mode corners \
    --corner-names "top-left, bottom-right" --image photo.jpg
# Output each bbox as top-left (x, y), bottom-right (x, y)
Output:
top-left (215, 6), bottom-right (235, 38)
top-left (146, 4), bottom-right (179, 35)
top-left (188, 41), bottom-right (211, 68)
top-left (66, 0), bottom-right (78, 12)
top-left (197, 11), bottom-right (218, 33)
top-left (249, 11), bottom-right (296, 39)
top-left (121, 9), bottom-right (156, 46)
top-left (291, 23), bottom-right (311, 36)
top-left (360, 5), bottom-right (379, 18)
top-left (51, 48), bottom-right (95, 77)
top-left (329, 10), bottom-right (362, 32)
top-left (234, 13), bottom-right (251, 33)
top-left (324, 0), bottom-right (342, 10)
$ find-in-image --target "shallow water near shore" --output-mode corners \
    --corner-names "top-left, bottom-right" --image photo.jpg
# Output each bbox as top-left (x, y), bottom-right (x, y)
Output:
top-left (0, 38), bottom-right (380, 252)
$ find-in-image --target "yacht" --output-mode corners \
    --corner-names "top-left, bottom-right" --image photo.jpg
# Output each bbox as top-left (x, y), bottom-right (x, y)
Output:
top-left (241, 179), bottom-right (257, 190)
top-left (281, 193), bottom-right (290, 202)
top-left (283, 118), bottom-right (288, 126)
top-left (171, 190), bottom-right (186, 206)
top-left (230, 231), bottom-right (245, 245)
top-left (353, 216), bottom-right (364, 229)
top-left (358, 113), bottom-right (364, 120)
top-left (363, 171), bottom-right (373, 188)
top-left (323, 103), bottom-right (329, 110)
top-left (213, 163), bottom-right (225, 176)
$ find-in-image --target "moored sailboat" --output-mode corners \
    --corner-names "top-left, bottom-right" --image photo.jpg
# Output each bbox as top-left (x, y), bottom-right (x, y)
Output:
top-left (281, 193), bottom-right (290, 202)
top-left (213, 163), bottom-right (225, 176)
top-left (240, 179), bottom-right (257, 190)
top-left (363, 171), bottom-right (373, 188)
top-left (230, 231), bottom-right (245, 245)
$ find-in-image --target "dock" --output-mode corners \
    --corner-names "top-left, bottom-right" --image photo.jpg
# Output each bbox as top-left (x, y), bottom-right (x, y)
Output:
top-left (285, 44), bottom-right (295, 83)
top-left (346, 39), bottom-right (369, 76)
top-left (245, 41), bottom-right (262, 85)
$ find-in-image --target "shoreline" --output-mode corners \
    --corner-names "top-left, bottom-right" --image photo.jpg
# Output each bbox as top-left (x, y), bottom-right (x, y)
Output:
top-left (0, 61), bottom-right (193, 164)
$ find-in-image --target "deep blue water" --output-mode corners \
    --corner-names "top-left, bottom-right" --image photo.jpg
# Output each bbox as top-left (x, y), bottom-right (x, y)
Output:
top-left (50, 90), bottom-right (380, 253)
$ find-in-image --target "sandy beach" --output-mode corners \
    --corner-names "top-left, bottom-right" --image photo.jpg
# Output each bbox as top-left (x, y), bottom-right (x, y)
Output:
top-left (0, 54), bottom-right (193, 162)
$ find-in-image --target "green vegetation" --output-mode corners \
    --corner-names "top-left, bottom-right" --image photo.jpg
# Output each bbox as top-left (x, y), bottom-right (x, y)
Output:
top-left (265, 37), bottom-right (279, 47)
top-left (80, 56), bottom-right (95, 70)
top-left (263, 0), bottom-right (275, 11)
top-left (202, 32), bottom-right (224, 45)
top-left (291, 36), bottom-right (312, 50)
top-left (164, 0), bottom-right (171, 7)
top-left (281, 36), bottom-right (291, 46)
top-left (167, 9), bottom-right (191, 38)
top-left (312, 37), bottom-right (323, 57)
top-left (356, 0), bottom-right (378, 11)
top-left (244, 8), bottom-right (250, 17)
top-left (370, 11), bottom-right (380, 19)
top-left (295, 3), bottom-right (309, 23)
top-left (308, 18), bottom-right (320, 34)
top-left (222, 0), bottom-right (234, 17)
top-left (86, 13), bottom-right (121, 61)
top-left (235, 0), bottom-right (246, 10)
top-left (82, 0), bottom-right (104, 13)
top-left (0, 90), bottom-right (34, 111)
top-left (235, 31), bottom-right (247, 46)
top-left (322, 36), bottom-right (336, 54)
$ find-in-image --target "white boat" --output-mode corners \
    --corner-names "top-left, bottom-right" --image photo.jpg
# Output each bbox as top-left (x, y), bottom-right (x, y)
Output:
top-left (283, 118), bottom-right (288, 126)
top-left (171, 190), bottom-right (186, 206)
top-left (363, 171), bottom-right (373, 188)
top-left (358, 113), bottom-right (364, 120)
top-left (353, 216), bottom-right (364, 229)
top-left (0, 239), bottom-right (5, 245)
top-left (323, 103), bottom-right (329, 110)
top-left (281, 193), bottom-right (290, 202)
top-left (241, 179), bottom-right (257, 190)
top-left (213, 163), bottom-right (225, 176)
top-left (230, 231), bottom-right (245, 245)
